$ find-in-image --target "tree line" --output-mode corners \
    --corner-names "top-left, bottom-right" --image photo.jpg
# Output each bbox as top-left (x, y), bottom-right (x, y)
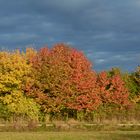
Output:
top-left (0, 43), bottom-right (139, 123)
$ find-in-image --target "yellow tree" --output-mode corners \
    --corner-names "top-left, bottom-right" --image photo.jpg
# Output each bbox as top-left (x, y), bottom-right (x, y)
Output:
top-left (0, 50), bottom-right (40, 120)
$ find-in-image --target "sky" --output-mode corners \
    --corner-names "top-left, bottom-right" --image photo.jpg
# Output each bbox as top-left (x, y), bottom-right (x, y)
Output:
top-left (0, 0), bottom-right (140, 72)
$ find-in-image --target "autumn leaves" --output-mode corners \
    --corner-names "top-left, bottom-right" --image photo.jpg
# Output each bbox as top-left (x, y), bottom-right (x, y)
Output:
top-left (0, 44), bottom-right (131, 120)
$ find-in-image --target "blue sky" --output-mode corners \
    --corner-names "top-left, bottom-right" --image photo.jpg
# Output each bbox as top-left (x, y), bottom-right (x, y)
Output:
top-left (0, 0), bottom-right (140, 71)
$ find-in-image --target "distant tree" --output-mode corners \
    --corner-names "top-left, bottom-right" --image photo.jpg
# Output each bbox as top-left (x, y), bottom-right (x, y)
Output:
top-left (129, 66), bottom-right (140, 103)
top-left (107, 67), bottom-right (122, 77)
top-left (134, 66), bottom-right (140, 88)
top-left (97, 71), bottom-right (131, 109)
top-left (107, 67), bottom-right (138, 100)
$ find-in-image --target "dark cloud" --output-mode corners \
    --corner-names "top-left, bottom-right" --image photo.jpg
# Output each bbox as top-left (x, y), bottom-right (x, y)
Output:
top-left (85, 50), bottom-right (140, 71)
top-left (0, 0), bottom-right (139, 71)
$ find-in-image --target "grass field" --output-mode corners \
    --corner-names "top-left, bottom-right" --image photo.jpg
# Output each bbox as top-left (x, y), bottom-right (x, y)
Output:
top-left (0, 131), bottom-right (140, 140)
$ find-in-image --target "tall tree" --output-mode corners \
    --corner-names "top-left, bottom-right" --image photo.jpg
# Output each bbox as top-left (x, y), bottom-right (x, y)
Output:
top-left (26, 44), bottom-right (100, 115)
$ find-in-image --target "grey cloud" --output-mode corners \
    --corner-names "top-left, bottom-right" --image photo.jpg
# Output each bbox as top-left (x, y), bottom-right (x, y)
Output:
top-left (0, 0), bottom-right (139, 71)
top-left (85, 50), bottom-right (140, 71)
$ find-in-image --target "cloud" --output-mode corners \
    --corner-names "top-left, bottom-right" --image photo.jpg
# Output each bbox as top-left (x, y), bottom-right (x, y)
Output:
top-left (0, 0), bottom-right (139, 71)
top-left (85, 49), bottom-right (140, 71)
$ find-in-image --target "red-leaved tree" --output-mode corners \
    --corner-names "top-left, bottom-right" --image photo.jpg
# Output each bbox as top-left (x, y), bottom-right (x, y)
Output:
top-left (24, 44), bottom-right (100, 115)
top-left (24, 44), bottom-right (131, 119)
top-left (97, 71), bottom-right (131, 109)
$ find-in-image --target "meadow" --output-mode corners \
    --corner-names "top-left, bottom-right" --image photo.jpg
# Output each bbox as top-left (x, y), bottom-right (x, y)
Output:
top-left (0, 131), bottom-right (140, 140)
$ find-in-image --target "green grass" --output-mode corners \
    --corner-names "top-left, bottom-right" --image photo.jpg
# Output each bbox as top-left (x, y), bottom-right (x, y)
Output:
top-left (0, 131), bottom-right (140, 140)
